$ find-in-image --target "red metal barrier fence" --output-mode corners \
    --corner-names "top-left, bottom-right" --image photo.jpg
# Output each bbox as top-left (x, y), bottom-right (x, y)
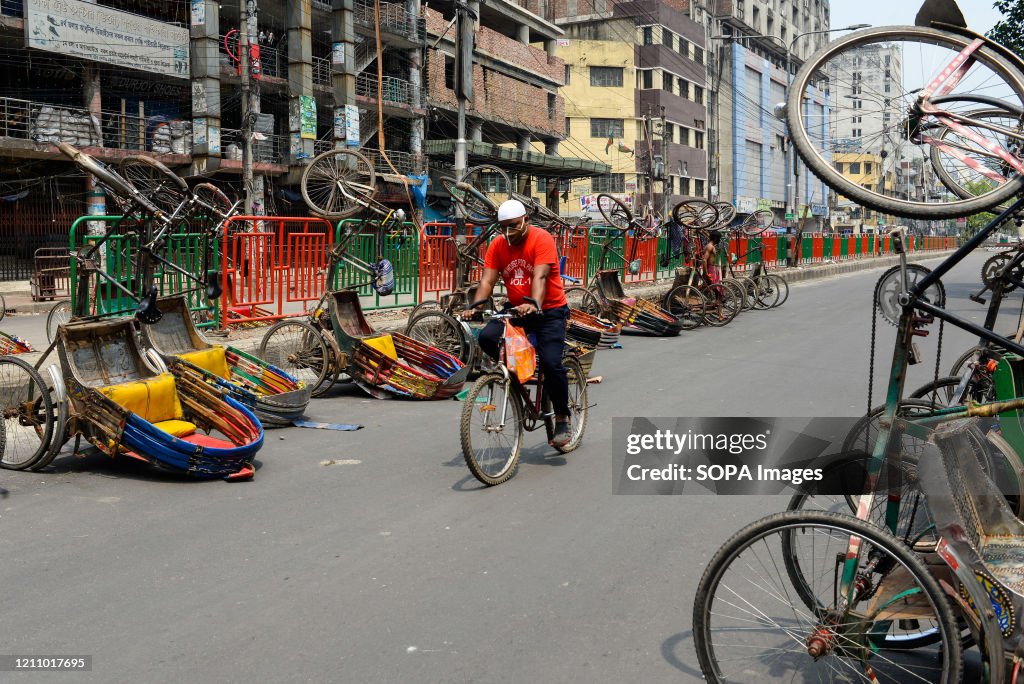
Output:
top-left (219, 216), bottom-right (334, 329)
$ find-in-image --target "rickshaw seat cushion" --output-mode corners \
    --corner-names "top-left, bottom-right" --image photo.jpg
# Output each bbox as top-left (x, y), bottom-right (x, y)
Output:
top-left (99, 373), bottom-right (184, 424)
top-left (363, 334), bottom-right (398, 360)
top-left (153, 419), bottom-right (198, 438)
top-left (180, 346), bottom-right (230, 379)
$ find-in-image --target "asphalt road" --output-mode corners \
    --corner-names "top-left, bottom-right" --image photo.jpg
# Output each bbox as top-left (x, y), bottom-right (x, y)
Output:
top-left (0, 251), bottom-right (1003, 683)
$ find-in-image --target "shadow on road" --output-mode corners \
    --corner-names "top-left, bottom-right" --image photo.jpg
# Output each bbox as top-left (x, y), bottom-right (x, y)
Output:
top-left (661, 630), bottom-right (704, 679)
top-left (448, 443), bottom-right (569, 491)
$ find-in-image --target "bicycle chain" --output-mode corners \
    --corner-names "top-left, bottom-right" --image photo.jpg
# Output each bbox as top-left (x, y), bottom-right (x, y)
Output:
top-left (933, 318), bottom-right (944, 391)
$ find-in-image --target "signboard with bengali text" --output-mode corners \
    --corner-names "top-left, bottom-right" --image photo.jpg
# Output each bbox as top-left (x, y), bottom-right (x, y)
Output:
top-left (26, 0), bottom-right (189, 79)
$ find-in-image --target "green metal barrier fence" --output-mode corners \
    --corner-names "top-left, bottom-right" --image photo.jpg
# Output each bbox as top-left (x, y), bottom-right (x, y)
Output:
top-left (69, 215), bottom-right (220, 326)
top-left (333, 219), bottom-right (420, 308)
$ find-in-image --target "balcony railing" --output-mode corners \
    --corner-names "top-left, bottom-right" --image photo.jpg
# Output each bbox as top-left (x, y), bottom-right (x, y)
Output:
top-left (0, 96), bottom-right (194, 154)
top-left (220, 128), bottom-right (289, 165)
top-left (313, 56), bottom-right (332, 88)
top-left (220, 36), bottom-right (288, 80)
top-left (354, 0), bottom-right (425, 40)
top-left (361, 149), bottom-right (426, 177)
top-left (356, 73), bottom-right (420, 108)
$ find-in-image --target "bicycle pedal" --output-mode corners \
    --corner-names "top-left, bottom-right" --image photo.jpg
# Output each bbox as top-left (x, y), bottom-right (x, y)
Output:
top-left (969, 294), bottom-right (987, 305)
top-left (908, 342), bottom-right (923, 365)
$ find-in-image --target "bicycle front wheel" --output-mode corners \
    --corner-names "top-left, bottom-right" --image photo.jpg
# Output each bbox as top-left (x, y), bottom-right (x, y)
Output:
top-left (460, 373), bottom-right (523, 486)
top-left (120, 156), bottom-right (189, 214)
top-left (664, 284), bottom-right (707, 329)
top-left (788, 25), bottom-right (1024, 219)
top-left (766, 273), bottom-right (789, 307)
top-left (694, 510), bottom-right (963, 683)
top-left (46, 300), bottom-right (72, 343)
top-left (301, 149), bottom-right (377, 219)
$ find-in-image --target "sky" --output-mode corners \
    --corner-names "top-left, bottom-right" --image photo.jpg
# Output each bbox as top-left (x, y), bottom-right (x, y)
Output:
top-left (831, 0), bottom-right (1004, 34)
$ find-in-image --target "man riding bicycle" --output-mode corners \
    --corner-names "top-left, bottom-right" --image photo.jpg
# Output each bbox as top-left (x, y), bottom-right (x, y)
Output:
top-left (462, 199), bottom-right (572, 448)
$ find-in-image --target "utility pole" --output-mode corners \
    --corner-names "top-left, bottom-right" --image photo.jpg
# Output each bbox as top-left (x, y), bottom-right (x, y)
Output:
top-left (454, 0), bottom-right (478, 180)
top-left (240, 0), bottom-right (255, 214)
top-left (660, 105), bottom-right (669, 221)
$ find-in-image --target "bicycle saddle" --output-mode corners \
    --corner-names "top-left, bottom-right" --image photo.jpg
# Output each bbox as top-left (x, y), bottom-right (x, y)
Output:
top-left (915, 0), bottom-right (966, 29)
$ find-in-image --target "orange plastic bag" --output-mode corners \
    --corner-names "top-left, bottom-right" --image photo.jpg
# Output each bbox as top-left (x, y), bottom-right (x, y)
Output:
top-left (504, 320), bottom-right (536, 383)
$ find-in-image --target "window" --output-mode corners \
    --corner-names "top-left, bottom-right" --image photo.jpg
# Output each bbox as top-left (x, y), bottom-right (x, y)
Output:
top-left (753, 6), bottom-right (760, 27)
top-left (864, 162), bottom-right (872, 174)
top-left (679, 127), bottom-right (690, 146)
top-left (666, 176), bottom-right (675, 194)
top-left (564, 64), bottom-right (570, 84)
top-left (590, 66), bottom-right (624, 87)
top-left (663, 72), bottom-right (673, 94)
top-left (852, 128), bottom-right (861, 137)
top-left (643, 26), bottom-right (653, 45)
top-left (695, 179), bottom-right (705, 197)
top-left (884, 54), bottom-right (891, 66)
top-left (883, 112), bottom-right (891, 123)
top-left (665, 122), bottom-right (674, 143)
top-left (679, 79), bottom-right (690, 99)
top-left (592, 174), bottom-right (625, 193)
top-left (694, 85), bottom-right (704, 105)
top-left (591, 118), bottom-right (624, 138)
top-left (678, 38), bottom-right (688, 56)
top-left (849, 162), bottom-right (861, 174)
top-left (693, 46), bottom-right (704, 65)
top-left (884, 83), bottom-right (891, 93)
top-left (833, 161), bottom-right (844, 173)
top-left (641, 70), bottom-right (653, 89)
top-left (548, 93), bottom-right (556, 118)
top-left (694, 130), bottom-right (704, 149)
top-left (536, 177), bottom-right (547, 193)
top-left (565, 117), bottom-right (570, 137)
top-left (662, 28), bottom-right (673, 48)
top-left (680, 177), bottom-right (691, 196)
top-left (444, 54), bottom-right (455, 90)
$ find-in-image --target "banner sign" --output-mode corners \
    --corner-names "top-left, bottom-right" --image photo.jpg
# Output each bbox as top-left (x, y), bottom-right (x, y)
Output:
top-left (26, 0), bottom-right (190, 79)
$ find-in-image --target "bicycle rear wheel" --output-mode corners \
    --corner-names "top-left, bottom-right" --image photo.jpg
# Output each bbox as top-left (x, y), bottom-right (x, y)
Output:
top-left (596, 194), bottom-right (632, 232)
top-left (712, 201), bottom-right (736, 227)
top-left (0, 357), bottom-right (55, 471)
top-left (671, 200), bottom-right (718, 230)
top-left (461, 165), bottom-right (512, 210)
top-left (788, 25), bottom-right (1024, 219)
top-left (767, 273), bottom-right (789, 307)
top-left (46, 300), bottom-right (72, 343)
top-left (404, 311), bottom-right (470, 366)
top-left (192, 182), bottom-right (235, 222)
top-left (460, 373), bottom-right (523, 486)
top-left (694, 510), bottom-right (963, 683)
top-left (664, 284), bottom-right (706, 329)
top-left (301, 149), bottom-right (377, 219)
top-left (258, 320), bottom-right (332, 396)
top-left (120, 156), bottom-right (189, 214)
top-left (737, 209), bottom-right (774, 236)
top-left (549, 356), bottom-right (587, 454)
top-left (440, 176), bottom-right (498, 225)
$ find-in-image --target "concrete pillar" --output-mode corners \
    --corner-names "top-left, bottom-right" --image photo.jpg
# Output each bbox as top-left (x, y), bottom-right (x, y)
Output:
top-left (544, 139), bottom-right (559, 155)
top-left (332, 0), bottom-right (357, 149)
top-left (408, 0), bottom-right (423, 158)
top-left (287, 0), bottom-right (315, 168)
top-left (544, 39), bottom-right (557, 58)
top-left (83, 64), bottom-right (105, 235)
top-left (470, 120), bottom-right (483, 143)
top-left (517, 24), bottom-right (530, 45)
top-left (518, 133), bottom-right (531, 152)
top-left (189, 0), bottom-right (222, 176)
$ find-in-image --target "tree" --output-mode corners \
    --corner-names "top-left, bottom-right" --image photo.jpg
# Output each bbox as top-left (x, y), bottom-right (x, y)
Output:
top-left (989, 0), bottom-right (1024, 57)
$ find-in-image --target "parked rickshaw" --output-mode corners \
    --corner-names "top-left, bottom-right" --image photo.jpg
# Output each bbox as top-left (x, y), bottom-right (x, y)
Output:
top-left (141, 296), bottom-right (311, 428)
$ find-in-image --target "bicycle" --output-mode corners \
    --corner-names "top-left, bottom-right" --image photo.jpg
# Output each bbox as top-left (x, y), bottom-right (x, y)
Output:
top-left (785, 12), bottom-right (1024, 219)
top-left (257, 210), bottom-right (416, 396)
top-left (459, 309), bottom-right (589, 486)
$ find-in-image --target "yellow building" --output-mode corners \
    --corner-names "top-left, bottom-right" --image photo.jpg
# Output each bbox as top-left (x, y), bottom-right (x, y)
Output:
top-left (830, 153), bottom-right (898, 233)
top-left (521, 5), bottom-right (710, 218)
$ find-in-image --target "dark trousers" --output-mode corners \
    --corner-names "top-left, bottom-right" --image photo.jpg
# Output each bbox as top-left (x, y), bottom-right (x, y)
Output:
top-left (478, 305), bottom-right (570, 417)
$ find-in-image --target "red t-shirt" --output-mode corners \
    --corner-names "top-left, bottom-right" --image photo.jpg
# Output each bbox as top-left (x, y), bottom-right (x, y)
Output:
top-left (484, 227), bottom-right (567, 309)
